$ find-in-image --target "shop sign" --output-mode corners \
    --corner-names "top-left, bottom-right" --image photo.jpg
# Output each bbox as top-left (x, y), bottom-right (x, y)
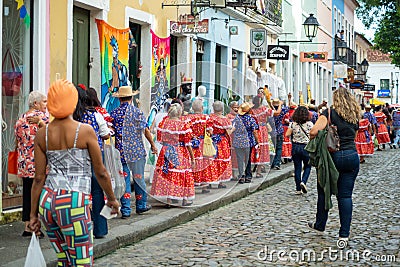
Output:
top-left (170, 19), bottom-right (209, 34)
top-left (361, 84), bottom-right (375, 92)
top-left (363, 92), bottom-right (374, 99)
top-left (334, 64), bottom-right (348, 78)
top-left (350, 80), bottom-right (365, 89)
top-left (300, 52), bottom-right (328, 62)
top-left (346, 68), bottom-right (355, 83)
top-left (250, 29), bottom-right (267, 59)
top-left (377, 89), bottom-right (391, 98)
top-left (267, 45), bottom-right (289, 60)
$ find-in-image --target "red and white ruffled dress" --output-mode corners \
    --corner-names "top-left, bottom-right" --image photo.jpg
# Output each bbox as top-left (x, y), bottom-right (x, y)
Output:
top-left (251, 106), bottom-right (272, 165)
top-left (206, 114), bottom-right (232, 184)
top-left (150, 118), bottom-right (195, 201)
top-left (355, 119), bottom-right (374, 156)
top-left (186, 113), bottom-right (211, 186)
top-left (281, 112), bottom-right (293, 159)
top-left (375, 111), bottom-right (391, 144)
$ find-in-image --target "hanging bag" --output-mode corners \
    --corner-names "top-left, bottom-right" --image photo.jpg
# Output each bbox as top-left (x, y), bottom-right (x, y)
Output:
top-left (24, 235), bottom-right (46, 267)
top-left (326, 108), bottom-right (340, 152)
top-left (203, 127), bottom-right (216, 157)
top-left (104, 137), bottom-right (126, 200)
top-left (2, 49), bottom-right (22, 96)
top-left (7, 150), bottom-right (18, 175)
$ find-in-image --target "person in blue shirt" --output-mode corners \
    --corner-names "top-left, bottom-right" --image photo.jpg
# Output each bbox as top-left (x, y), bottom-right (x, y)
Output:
top-left (111, 86), bottom-right (157, 218)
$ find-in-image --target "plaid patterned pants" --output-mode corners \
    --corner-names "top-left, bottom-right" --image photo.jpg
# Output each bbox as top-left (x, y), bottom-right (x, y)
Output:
top-left (39, 187), bottom-right (93, 266)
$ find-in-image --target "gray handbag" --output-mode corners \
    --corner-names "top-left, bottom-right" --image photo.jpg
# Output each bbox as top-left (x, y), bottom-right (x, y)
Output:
top-left (326, 108), bottom-right (340, 152)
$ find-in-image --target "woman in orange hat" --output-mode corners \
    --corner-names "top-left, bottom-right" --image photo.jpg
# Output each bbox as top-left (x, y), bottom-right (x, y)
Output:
top-left (29, 79), bottom-right (119, 267)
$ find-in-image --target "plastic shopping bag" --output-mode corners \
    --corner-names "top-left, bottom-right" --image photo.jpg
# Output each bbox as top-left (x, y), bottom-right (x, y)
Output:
top-left (24, 235), bottom-right (46, 267)
top-left (104, 138), bottom-right (126, 200)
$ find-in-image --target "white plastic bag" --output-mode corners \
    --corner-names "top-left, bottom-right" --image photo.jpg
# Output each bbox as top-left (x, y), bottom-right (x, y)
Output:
top-left (24, 235), bottom-right (46, 267)
top-left (104, 137), bottom-right (126, 199)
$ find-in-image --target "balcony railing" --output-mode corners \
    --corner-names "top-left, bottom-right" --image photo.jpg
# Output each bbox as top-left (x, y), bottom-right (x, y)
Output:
top-left (334, 37), bottom-right (357, 68)
top-left (226, 0), bottom-right (282, 26)
top-left (262, 0), bottom-right (282, 26)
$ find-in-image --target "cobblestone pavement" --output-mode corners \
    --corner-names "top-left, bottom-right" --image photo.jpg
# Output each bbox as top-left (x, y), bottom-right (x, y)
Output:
top-left (96, 149), bottom-right (399, 267)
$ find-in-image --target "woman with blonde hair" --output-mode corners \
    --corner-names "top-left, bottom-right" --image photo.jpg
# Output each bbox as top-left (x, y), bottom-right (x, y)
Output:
top-left (308, 87), bottom-right (361, 244)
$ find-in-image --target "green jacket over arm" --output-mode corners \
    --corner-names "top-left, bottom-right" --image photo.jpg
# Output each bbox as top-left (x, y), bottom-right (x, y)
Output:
top-left (305, 129), bottom-right (339, 210)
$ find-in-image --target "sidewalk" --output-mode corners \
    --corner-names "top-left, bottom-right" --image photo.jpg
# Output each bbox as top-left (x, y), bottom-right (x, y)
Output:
top-left (1, 165), bottom-right (293, 267)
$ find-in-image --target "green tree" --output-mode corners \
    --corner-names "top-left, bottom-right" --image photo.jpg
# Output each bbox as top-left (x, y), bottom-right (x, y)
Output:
top-left (357, 0), bottom-right (400, 66)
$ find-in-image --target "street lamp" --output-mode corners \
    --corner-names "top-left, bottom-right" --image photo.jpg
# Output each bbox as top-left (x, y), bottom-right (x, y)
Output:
top-left (360, 58), bottom-right (369, 73)
top-left (303, 14), bottom-right (320, 41)
top-left (336, 40), bottom-right (348, 59)
top-left (278, 14), bottom-right (320, 44)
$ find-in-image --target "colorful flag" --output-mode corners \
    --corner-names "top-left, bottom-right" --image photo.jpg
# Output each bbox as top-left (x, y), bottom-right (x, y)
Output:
top-left (148, 30), bottom-right (170, 127)
top-left (96, 19), bottom-right (130, 113)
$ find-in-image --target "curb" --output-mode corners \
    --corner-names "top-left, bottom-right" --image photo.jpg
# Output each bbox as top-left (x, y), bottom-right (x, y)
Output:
top-left (4, 167), bottom-right (293, 267)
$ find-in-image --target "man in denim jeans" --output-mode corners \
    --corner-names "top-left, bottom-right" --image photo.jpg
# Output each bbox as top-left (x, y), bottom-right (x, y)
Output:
top-left (270, 98), bottom-right (288, 170)
top-left (111, 86), bottom-right (157, 218)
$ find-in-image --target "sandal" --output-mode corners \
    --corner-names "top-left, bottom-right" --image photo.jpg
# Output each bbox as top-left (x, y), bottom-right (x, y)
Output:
top-left (255, 173), bottom-right (263, 178)
top-left (245, 178), bottom-right (252, 183)
top-left (238, 178), bottom-right (245, 184)
top-left (182, 201), bottom-right (193, 207)
top-left (218, 183), bottom-right (227, 189)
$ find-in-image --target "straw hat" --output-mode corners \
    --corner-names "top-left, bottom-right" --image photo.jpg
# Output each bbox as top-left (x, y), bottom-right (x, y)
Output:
top-left (272, 98), bottom-right (280, 105)
top-left (365, 105), bottom-right (372, 110)
top-left (238, 102), bottom-right (254, 115)
top-left (112, 86), bottom-right (139, 98)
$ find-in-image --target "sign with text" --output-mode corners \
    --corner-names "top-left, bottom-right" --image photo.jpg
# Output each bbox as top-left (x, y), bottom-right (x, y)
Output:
top-left (250, 29), bottom-right (267, 59)
top-left (170, 19), bottom-right (209, 34)
top-left (267, 45), bottom-right (289, 60)
top-left (350, 80), bottom-right (365, 89)
top-left (377, 89), bottom-right (391, 98)
top-left (300, 52), bottom-right (328, 62)
top-left (361, 84), bottom-right (375, 91)
top-left (363, 92), bottom-right (374, 99)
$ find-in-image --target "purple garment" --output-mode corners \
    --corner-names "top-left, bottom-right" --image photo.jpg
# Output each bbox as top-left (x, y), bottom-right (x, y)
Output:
top-left (310, 110), bottom-right (318, 124)
top-left (363, 112), bottom-right (377, 126)
top-left (232, 114), bottom-right (259, 148)
top-left (110, 102), bottom-right (147, 164)
top-left (80, 110), bottom-right (102, 150)
top-left (273, 106), bottom-right (289, 135)
top-left (392, 111), bottom-right (400, 128)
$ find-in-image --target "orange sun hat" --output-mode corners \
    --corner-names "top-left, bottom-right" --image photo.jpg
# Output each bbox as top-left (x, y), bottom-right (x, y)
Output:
top-left (47, 79), bottom-right (78, 119)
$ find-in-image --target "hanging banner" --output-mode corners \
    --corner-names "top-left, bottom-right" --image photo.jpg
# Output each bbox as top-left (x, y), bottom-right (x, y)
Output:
top-left (148, 30), bottom-right (170, 127)
top-left (250, 29), bottom-right (267, 59)
top-left (95, 19), bottom-right (130, 113)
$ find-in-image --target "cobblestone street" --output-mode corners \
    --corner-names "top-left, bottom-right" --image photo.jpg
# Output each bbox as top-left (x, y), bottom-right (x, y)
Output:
top-left (96, 149), bottom-right (400, 267)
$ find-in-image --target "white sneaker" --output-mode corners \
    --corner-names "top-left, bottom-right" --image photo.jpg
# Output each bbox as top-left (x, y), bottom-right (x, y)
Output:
top-left (300, 182), bottom-right (308, 194)
top-left (295, 190), bottom-right (302, 195)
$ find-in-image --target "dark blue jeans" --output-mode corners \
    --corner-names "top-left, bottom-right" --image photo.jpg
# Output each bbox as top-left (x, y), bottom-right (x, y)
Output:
top-left (91, 166), bottom-right (108, 238)
top-left (271, 134), bottom-right (284, 167)
top-left (315, 150), bottom-right (359, 238)
top-left (291, 143), bottom-right (311, 191)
